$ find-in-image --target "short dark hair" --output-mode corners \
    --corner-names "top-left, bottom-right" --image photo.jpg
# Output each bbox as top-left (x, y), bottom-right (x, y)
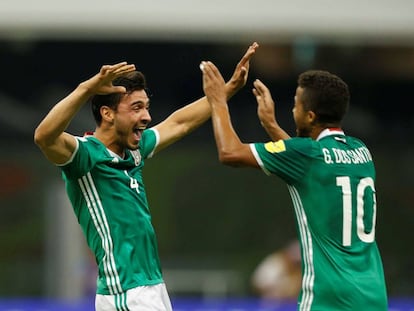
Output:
top-left (298, 70), bottom-right (350, 124)
top-left (91, 71), bottom-right (147, 125)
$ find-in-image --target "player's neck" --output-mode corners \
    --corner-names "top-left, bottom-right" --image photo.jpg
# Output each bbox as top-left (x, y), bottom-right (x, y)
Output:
top-left (310, 124), bottom-right (342, 140)
top-left (94, 127), bottom-right (126, 158)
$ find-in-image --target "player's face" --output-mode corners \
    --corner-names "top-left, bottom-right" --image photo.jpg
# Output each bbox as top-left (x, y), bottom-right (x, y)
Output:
top-left (292, 87), bottom-right (312, 137)
top-left (114, 89), bottom-right (151, 150)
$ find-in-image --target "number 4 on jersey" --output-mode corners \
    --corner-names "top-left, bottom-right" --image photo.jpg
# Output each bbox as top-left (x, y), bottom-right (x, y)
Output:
top-left (124, 170), bottom-right (140, 193)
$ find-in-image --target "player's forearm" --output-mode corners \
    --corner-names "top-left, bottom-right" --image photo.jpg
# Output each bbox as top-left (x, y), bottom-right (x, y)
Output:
top-left (211, 103), bottom-right (243, 164)
top-left (225, 78), bottom-right (244, 100)
top-left (34, 83), bottom-right (91, 146)
top-left (168, 81), bottom-right (240, 131)
top-left (262, 121), bottom-right (291, 141)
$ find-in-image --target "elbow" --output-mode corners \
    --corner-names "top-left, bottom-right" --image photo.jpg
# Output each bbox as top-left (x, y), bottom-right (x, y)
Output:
top-left (33, 127), bottom-right (43, 147)
top-left (33, 126), bottom-right (50, 149)
top-left (216, 143), bottom-right (251, 167)
top-left (218, 152), bottom-right (243, 168)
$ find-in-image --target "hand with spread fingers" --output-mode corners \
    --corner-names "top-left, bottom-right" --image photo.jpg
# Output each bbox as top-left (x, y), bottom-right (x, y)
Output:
top-left (81, 62), bottom-right (136, 95)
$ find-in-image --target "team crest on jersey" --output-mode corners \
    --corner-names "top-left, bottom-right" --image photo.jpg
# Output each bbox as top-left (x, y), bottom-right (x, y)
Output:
top-left (130, 150), bottom-right (142, 166)
top-left (264, 140), bottom-right (286, 153)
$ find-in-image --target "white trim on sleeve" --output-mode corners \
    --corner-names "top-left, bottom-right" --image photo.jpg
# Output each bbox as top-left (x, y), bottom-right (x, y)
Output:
top-left (147, 128), bottom-right (160, 159)
top-left (249, 143), bottom-right (271, 176)
top-left (56, 136), bottom-right (80, 167)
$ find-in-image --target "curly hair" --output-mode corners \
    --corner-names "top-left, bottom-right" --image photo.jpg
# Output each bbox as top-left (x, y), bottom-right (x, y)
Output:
top-left (91, 71), bottom-right (148, 125)
top-left (298, 70), bottom-right (350, 124)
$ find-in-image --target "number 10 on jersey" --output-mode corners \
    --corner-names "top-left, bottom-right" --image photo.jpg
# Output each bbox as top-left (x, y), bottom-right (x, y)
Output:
top-left (336, 176), bottom-right (376, 246)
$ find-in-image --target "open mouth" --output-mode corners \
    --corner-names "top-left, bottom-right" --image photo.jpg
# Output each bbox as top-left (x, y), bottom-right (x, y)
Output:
top-left (133, 127), bottom-right (145, 142)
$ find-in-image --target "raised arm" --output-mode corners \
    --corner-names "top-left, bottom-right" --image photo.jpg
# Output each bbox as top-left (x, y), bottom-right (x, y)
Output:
top-left (34, 62), bottom-right (136, 164)
top-left (201, 60), bottom-right (259, 168)
top-left (253, 79), bottom-right (290, 141)
top-left (152, 42), bottom-right (259, 153)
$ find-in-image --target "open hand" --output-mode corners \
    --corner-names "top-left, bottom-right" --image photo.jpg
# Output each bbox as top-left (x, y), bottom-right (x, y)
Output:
top-left (253, 79), bottom-right (290, 140)
top-left (253, 78), bottom-right (276, 127)
top-left (83, 62), bottom-right (136, 95)
top-left (200, 61), bottom-right (227, 107)
top-left (227, 42), bottom-right (259, 95)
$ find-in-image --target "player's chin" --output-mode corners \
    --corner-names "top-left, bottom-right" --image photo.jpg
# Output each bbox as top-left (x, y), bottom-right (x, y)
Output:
top-left (128, 140), bottom-right (140, 150)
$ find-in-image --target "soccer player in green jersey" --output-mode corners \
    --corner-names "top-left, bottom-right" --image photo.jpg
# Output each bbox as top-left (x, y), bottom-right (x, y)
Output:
top-left (34, 42), bottom-right (258, 311)
top-left (200, 61), bottom-right (388, 310)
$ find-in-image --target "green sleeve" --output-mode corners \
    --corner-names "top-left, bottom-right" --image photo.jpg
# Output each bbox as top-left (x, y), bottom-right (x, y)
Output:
top-left (253, 138), bottom-right (314, 184)
top-left (60, 136), bottom-right (107, 179)
top-left (139, 128), bottom-right (159, 159)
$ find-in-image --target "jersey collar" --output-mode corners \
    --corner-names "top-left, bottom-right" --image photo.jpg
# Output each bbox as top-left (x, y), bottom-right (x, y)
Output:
top-left (316, 128), bottom-right (345, 141)
top-left (107, 148), bottom-right (123, 160)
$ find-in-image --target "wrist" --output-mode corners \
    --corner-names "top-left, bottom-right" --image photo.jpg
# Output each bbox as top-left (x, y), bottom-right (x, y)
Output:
top-left (261, 120), bottom-right (278, 129)
top-left (225, 80), bottom-right (240, 100)
top-left (77, 81), bottom-right (96, 97)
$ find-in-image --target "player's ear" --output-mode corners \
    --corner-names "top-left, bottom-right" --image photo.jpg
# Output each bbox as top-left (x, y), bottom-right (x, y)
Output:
top-left (100, 106), bottom-right (115, 124)
top-left (307, 110), bottom-right (317, 124)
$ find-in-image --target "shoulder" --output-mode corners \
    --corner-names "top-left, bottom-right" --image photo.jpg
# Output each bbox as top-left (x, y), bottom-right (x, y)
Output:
top-left (139, 128), bottom-right (159, 158)
top-left (76, 135), bottom-right (106, 150)
top-left (283, 137), bottom-right (316, 154)
top-left (286, 137), bottom-right (314, 146)
top-left (60, 135), bottom-right (110, 176)
top-left (255, 137), bottom-right (314, 156)
top-left (345, 135), bottom-right (369, 148)
top-left (67, 135), bottom-right (108, 163)
top-left (142, 128), bottom-right (158, 141)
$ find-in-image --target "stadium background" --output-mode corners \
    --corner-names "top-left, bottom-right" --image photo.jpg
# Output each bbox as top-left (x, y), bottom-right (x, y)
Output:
top-left (0, 0), bottom-right (413, 310)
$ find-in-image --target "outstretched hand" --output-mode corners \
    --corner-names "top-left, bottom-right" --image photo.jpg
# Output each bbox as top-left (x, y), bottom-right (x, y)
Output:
top-left (227, 42), bottom-right (259, 95)
top-left (83, 62), bottom-right (136, 95)
top-left (253, 79), bottom-right (290, 140)
top-left (200, 61), bottom-right (227, 107)
top-left (253, 79), bottom-right (277, 127)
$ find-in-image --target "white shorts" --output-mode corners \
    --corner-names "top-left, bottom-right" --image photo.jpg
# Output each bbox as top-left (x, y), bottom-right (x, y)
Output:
top-left (95, 283), bottom-right (173, 311)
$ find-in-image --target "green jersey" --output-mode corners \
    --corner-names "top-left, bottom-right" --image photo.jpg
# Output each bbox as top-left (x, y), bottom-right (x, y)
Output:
top-left (251, 129), bottom-right (387, 311)
top-left (60, 129), bottom-right (163, 295)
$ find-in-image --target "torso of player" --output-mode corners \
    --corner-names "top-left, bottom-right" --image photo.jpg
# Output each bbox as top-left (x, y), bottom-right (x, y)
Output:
top-left (252, 132), bottom-right (387, 310)
top-left (61, 132), bottom-right (163, 294)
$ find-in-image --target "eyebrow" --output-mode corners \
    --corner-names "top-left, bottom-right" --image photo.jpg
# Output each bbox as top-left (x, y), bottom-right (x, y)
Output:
top-left (131, 99), bottom-right (150, 107)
